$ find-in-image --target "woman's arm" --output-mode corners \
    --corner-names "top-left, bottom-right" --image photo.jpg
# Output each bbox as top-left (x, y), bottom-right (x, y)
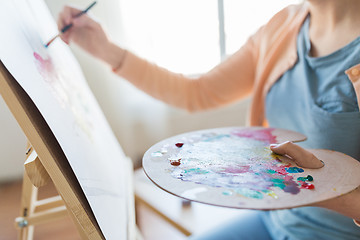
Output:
top-left (57, 6), bottom-right (257, 112)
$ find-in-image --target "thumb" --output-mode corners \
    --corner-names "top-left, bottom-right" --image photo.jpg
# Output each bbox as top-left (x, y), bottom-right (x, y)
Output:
top-left (270, 141), bottom-right (324, 169)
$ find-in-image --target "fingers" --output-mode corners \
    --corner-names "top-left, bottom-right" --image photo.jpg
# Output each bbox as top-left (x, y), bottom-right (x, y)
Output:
top-left (270, 141), bottom-right (324, 169)
top-left (55, 5), bottom-right (108, 57)
top-left (57, 6), bottom-right (83, 44)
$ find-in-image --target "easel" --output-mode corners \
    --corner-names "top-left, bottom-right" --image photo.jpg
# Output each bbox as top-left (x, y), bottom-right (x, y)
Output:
top-left (0, 55), bottom-right (263, 239)
top-left (15, 143), bottom-right (138, 240)
top-left (15, 144), bottom-right (69, 239)
top-left (0, 54), bottom-right (243, 239)
top-left (0, 62), bottom-right (105, 239)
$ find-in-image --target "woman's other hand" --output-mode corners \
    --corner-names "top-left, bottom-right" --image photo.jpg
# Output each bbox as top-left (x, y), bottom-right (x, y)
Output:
top-left (271, 141), bottom-right (360, 223)
top-left (57, 6), bottom-right (126, 70)
top-left (57, 6), bottom-right (110, 60)
top-left (270, 141), bottom-right (324, 169)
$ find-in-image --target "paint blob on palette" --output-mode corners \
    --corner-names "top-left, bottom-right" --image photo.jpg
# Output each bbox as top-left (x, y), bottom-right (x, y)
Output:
top-left (143, 127), bottom-right (360, 209)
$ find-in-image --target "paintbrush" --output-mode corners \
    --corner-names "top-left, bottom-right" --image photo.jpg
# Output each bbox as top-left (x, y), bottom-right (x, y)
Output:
top-left (45, 1), bottom-right (97, 48)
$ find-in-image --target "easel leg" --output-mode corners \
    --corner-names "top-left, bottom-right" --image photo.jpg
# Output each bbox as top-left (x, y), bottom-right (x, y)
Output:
top-left (15, 143), bottom-right (68, 240)
top-left (17, 173), bottom-right (37, 240)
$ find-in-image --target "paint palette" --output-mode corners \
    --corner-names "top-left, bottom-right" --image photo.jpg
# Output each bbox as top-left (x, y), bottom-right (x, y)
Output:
top-left (143, 127), bottom-right (360, 210)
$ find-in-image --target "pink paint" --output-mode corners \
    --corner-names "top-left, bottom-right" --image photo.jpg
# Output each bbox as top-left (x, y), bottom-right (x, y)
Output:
top-left (34, 52), bottom-right (53, 72)
top-left (224, 165), bottom-right (250, 174)
top-left (232, 128), bottom-right (277, 144)
top-left (33, 52), bottom-right (56, 82)
top-left (284, 175), bottom-right (293, 181)
top-left (272, 164), bottom-right (291, 175)
top-left (167, 128), bottom-right (315, 200)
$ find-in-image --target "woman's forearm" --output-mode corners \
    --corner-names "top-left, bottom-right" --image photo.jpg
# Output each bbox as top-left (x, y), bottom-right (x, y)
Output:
top-left (313, 187), bottom-right (360, 223)
top-left (111, 42), bottom-right (256, 112)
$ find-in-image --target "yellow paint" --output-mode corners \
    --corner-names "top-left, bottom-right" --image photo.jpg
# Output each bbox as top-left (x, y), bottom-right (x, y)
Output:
top-left (265, 191), bottom-right (278, 199)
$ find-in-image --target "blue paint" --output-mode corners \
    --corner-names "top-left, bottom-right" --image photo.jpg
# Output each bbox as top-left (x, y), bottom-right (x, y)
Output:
top-left (285, 167), bottom-right (304, 173)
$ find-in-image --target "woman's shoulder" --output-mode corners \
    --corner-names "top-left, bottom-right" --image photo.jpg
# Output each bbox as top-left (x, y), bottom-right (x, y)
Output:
top-left (249, 3), bottom-right (309, 55)
top-left (261, 3), bottom-right (309, 38)
top-left (275, 3), bottom-right (308, 20)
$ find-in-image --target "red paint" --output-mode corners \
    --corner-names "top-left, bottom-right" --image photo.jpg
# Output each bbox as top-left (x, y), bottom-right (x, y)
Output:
top-left (170, 159), bottom-right (181, 166)
top-left (175, 143), bottom-right (184, 148)
top-left (300, 182), bottom-right (315, 190)
top-left (232, 128), bottom-right (277, 144)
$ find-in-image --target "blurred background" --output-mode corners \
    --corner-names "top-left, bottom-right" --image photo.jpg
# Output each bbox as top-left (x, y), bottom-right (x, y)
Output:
top-left (0, 0), bottom-right (299, 181)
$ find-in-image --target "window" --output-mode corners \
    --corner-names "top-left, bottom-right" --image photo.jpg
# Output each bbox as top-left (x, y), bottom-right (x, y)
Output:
top-left (120, 0), bottom-right (301, 74)
top-left (223, 0), bottom-right (301, 57)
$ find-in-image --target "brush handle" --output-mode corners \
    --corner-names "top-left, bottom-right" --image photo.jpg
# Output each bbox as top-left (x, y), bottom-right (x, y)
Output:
top-left (60, 1), bottom-right (96, 34)
top-left (45, 1), bottom-right (97, 47)
top-left (76, 1), bottom-right (97, 17)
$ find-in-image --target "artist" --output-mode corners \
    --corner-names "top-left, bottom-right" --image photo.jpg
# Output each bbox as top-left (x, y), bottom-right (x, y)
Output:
top-left (58, 0), bottom-right (360, 239)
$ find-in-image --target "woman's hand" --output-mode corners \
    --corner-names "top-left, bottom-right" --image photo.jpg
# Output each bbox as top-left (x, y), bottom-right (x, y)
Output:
top-left (270, 141), bottom-right (360, 224)
top-left (58, 6), bottom-right (109, 58)
top-left (57, 6), bottom-right (125, 69)
top-left (270, 141), bottom-right (324, 168)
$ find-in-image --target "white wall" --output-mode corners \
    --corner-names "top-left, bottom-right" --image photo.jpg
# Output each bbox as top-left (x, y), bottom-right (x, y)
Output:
top-left (0, 97), bottom-right (27, 182)
top-left (0, 0), bottom-right (249, 182)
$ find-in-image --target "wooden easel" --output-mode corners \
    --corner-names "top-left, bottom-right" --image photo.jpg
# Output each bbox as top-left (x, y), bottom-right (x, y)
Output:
top-left (15, 143), bottom-right (70, 240)
top-left (0, 55), bottom-right (242, 239)
top-left (0, 62), bottom-right (105, 239)
top-left (15, 143), bottom-right (138, 240)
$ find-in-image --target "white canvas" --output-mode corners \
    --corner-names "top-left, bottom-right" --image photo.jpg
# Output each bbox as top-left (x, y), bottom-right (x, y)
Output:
top-left (0, 0), bottom-right (129, 239)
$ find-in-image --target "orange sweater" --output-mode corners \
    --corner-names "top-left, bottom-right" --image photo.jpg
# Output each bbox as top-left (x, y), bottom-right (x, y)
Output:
top-left (115, 3), bottom-right (360, 126)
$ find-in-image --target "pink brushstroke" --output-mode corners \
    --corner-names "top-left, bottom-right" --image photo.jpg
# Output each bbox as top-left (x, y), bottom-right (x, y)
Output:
top-left (232, 128), bottom-right (277, 144)
top-left (223, 165), bottom-right (250, 174)
top-left (273, 164), bottom-right (291, 175)
top-left (33, 52), bottom-right (56, 82)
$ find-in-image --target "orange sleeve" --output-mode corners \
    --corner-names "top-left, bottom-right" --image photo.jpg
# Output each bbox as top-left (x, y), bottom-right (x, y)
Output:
top-left (354, 219), bottom-right (360, 227)
top-left (114, 36), bottom-right (258, 112)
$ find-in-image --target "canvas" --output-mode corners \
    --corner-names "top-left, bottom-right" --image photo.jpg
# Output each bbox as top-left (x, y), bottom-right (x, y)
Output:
top-left (0, 0), bottom-right (129, 239)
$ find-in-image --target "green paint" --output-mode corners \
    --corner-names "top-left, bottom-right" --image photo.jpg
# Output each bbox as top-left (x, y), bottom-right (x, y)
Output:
top-left (273, 183), bottom-right (286, 189)
top-left (184, 168), bottom-right (209, 174)
top-left (286, 167), bottom-right (304, 173)
top-left (297, 175), bottom-right (314, 182)
top-left (151, 151), bottom-right (163, 157)
top-left (222, 190), bottom-right (233, 196)
top-left (266, 169), bottom-right (277, 174)
top-left (271, 178), bottom-right (284, 183)
top-left (236, 188), bottom-right (263, 199)
top-left (271, 179), bottom-right (286, 189)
